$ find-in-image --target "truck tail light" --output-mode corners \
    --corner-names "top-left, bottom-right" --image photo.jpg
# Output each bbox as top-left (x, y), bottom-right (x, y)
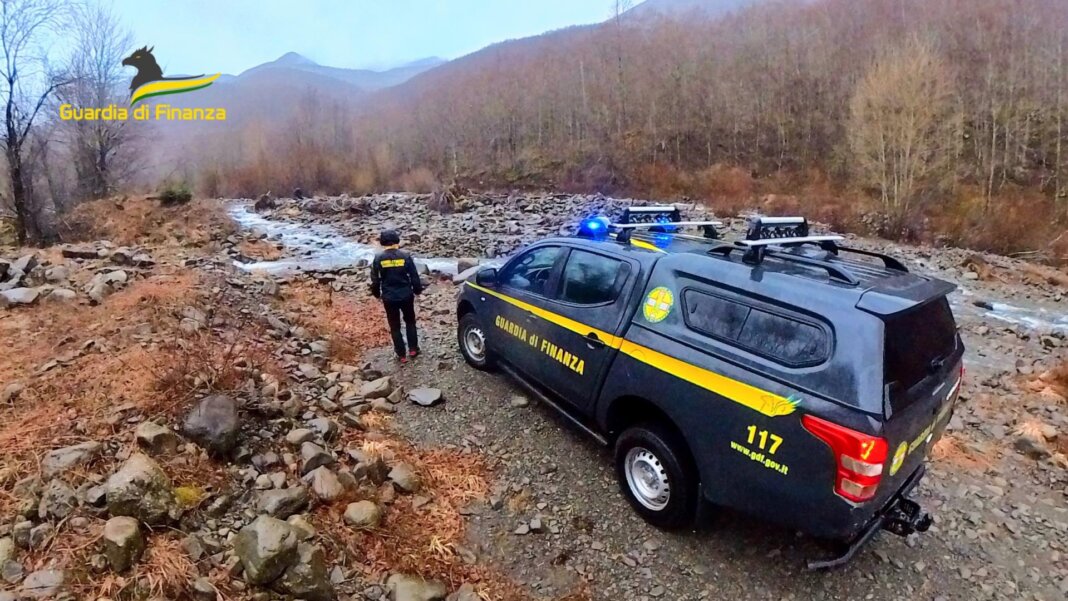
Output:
top-left (802, 415), bottom-right (888, 504)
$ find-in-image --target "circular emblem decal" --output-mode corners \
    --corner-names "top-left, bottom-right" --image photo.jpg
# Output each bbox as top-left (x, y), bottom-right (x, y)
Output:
top-left (643, 287), bottom-right (675, 323)
top-left (889, 442), bottom-right (908, 476)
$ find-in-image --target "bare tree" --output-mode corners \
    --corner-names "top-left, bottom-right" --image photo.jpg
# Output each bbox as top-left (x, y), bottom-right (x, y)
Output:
top-left (848, 37), bottom-right (959, 222)
top-left (60, 1), bottom-right (135, 205)
top-left (0, 0), bottom-right (69, 245)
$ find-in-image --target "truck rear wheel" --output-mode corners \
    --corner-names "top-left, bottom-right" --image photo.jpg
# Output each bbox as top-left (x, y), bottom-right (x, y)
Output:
top-left (615, 423), bottom-right (697, 529)
top-left (458, 313), bottom-right (495, 370)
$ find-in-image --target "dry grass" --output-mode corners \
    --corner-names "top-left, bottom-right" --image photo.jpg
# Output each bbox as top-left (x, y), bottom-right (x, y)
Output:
top-left (278, 282), bottom-right (390, 363)
top-left (82, 532), bottom-right (199, 600)
top-left (59, 195), bottom-right (233, 248)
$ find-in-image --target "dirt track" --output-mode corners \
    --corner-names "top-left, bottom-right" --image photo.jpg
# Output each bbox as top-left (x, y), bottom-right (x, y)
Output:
top-left (241, 194), bottom-right (1068, 600)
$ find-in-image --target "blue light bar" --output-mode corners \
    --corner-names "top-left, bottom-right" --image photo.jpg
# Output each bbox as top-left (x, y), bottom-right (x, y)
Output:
top-left (577, 216), bottom-right (611, 239)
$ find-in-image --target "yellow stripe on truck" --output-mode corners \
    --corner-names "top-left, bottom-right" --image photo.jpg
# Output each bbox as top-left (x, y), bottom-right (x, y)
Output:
top-left (467, 283), bottom-right (798, 417)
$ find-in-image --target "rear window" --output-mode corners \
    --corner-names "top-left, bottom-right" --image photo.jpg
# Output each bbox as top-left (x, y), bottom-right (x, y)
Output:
top-left (683, 289), bottom-right (830, 367)
top-left (883, 297), bottom-right (958, 394)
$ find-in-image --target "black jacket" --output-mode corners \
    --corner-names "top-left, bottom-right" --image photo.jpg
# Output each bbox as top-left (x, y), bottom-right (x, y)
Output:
top-left (370, 248), bottom-right (423, 302)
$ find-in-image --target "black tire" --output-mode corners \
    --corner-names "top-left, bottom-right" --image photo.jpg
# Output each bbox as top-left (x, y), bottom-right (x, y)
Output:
top-left (458, 312), bottom-right (495, 370)
top-left (614, 422), bottom-right (698, 529)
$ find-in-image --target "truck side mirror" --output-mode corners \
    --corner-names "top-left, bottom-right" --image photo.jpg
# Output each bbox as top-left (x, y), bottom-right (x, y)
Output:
top-left (475, 267), bottom-right (498, 287)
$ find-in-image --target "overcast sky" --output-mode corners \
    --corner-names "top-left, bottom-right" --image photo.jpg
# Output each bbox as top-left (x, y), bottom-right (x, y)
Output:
top-left (109, 0), bottom-right (619, 75)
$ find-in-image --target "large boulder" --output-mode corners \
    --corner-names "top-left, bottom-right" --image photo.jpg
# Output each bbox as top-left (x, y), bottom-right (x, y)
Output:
top-left (41, 441), bottom-right (102, 478)
top-left (84, 270), bottom-right (128, 303)
top-left (388, 463), bottom-right (422, 494)
top-left (386, 573), bottom-right (447, 601)
top-left (102, 516), bottom-right (144, 572)
top-left (233, 516), bottom-right (299, 585)
top-left (304, 467), bottom-right (344, 502)
top-left (104, 453), bottom-right (176, 525)
top-left (274, 542), bottom-right (335, 601)
top-left (182, 394), bottom-right (240, 457)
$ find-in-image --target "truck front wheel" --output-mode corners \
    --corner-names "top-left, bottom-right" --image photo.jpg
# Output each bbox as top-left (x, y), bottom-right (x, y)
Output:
top-left (615, 423), bottom-right (698, 529)
top-left (458, 313), bottom-right (495, 370)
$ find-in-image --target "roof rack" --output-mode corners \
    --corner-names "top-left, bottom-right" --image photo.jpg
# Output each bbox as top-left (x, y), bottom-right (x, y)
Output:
top-left (614, 221), bottom-right (722, 243)
top-left (620, 206), bottom-right (682, 224)
top-left (708, 244), bottom-right (860, 285)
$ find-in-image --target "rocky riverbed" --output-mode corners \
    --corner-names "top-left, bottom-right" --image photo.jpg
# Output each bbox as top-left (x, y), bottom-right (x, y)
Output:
top-left (0, 191), bottom-right (1066, 601)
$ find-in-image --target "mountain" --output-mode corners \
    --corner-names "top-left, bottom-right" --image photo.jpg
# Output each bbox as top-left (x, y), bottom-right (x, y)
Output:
top-left (238, 53), bottom-right (447, 91)
top-left (624, 0), bottom-right (759, 19)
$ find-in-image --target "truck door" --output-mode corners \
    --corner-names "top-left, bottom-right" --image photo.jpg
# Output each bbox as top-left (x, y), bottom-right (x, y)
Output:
top-left (536, 247), bottom-right (637, 412)
top-left (490, 245), bottom-right (565, 378)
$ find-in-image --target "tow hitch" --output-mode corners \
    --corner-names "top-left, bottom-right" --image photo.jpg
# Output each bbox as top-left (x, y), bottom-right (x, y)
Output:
top-left (807, 468), bottom-right (932, 571)
top-left (882, 497), bottom-right (932, 537)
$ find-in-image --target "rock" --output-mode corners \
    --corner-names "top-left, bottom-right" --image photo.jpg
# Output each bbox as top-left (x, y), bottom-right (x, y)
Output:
top-left (304, 467), bottom-right (345, 502)
top-left (352, 454), bottom-right (390, 485)
top-left (0, 537), bottom-right (12, 564)
top-left (44, 288), bottom-right (77, 303)
top-left (11, 522), bottom-right (31, 549)
top-left (2, 559), bottom-right (23, 585)
top-left (190, 577), bottom-right (218, 601)
top-left (386, 573), bottom-right (447, 601)
top-left (10, 253), bottom-right (36, 275)
top-left (256, 487), bottom-right (309, 519)
top-left (42, 441), bottom-right (102, 477)
top-left (135, 421), bottom-right (180, 455)
top-left (43, 265), bottom-right (69, 283)
top-left (27, 524), bottom-right (52, 550)
top-left (359, 376), bottom-right (393, 399)
top-left (343, 500), bottom-right (382, 529)
top-left (307, 417), bottom-right (339, 441)
top-left (61, 245), bottom-right (101, 259)
top-left (301, 442), bottom-right (336, 475)
top-left (38, 479), bottom-right (77, 521)
top-left (0, 287), bottom-right (40, 307)
top-left (1014, 433), bottom-right (1051, 459)
top-left (274, 542), bottom-right (335, 601)
top-left (287, 515), bottom-right (317, 540)
top-left (509, 395), bottom-right (529, 408)
top-left (408, 388), bottom-right (443, 407)
top-left (447, 583), bottom-right (480, 601)
top-left (180, 534), bottom-right (206, 561)
top-left (388, 463), bottom-right (422, 494)
top-left (255, 193), bottom-right (277, 212)
top-left (19, 569), bottom-right (65, 599)
top-left (1, 382), bottom-right (23, 404)
top-left (286, 428), bottom-right (316, 446)
top-left (234, 515), bottom-right (299, 585)
top-left (104, 453), bottom-right (176, 525)
top-left (102, 516), bottom-right (144, 572)
top-left (84, 270), bottom-right (128, 303)
top-left (182, 394), bottom-right (240, 457)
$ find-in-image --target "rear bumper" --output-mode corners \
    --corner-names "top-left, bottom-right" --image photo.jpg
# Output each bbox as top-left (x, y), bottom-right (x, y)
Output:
top-left (807, 465), bottom-right (931, 570)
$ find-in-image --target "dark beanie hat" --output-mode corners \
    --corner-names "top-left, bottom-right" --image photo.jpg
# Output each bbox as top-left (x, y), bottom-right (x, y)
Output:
top-left (379, 230), bottom-right (400, 246)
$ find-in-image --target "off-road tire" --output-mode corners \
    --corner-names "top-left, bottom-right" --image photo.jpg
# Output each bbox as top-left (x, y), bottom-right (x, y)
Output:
top-left (615, 422), bottom-right (698, 529)
top-left (458, 312), bottom-right (495, 370)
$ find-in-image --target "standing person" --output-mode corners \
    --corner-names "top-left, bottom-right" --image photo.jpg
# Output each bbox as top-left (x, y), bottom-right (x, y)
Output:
top-left (370, 230), bottom-right (423, 363)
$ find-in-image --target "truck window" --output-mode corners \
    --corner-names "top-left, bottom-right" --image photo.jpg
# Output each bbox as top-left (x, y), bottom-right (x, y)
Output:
top-left (737, 309), bottom-right (829, 367)
top-left (500, 246), bottom-right (561, 297)
top-left (559, 250), bottom-right (628, 305)
top-left (883, 297), bottom-right (958, 397)
top-left (683, 289), bottom-right (829, 367)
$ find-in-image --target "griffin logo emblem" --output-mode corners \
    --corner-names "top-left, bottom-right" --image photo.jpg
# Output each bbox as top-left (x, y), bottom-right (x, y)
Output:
top-left (121, 46), bottom-right (220, 106)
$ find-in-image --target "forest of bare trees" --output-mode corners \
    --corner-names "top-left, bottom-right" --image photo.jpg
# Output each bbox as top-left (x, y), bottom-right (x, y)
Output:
top-left (196, 0), bottom-right (1068, 253)
top-left (0, 0), bottom-right (138, 245)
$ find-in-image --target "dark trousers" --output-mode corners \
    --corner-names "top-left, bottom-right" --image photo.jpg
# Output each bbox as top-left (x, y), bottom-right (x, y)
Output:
top-left (383, 297), bottom-right (418, 357)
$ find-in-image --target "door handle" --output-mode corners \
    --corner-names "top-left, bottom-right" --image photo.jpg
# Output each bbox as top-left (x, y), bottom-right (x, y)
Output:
top-left (584, 332), bottom-right (606, 349)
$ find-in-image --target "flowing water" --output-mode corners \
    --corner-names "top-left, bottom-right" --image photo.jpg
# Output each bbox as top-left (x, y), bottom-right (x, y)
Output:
top-left (227, 204), bottom-right (461, 276)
